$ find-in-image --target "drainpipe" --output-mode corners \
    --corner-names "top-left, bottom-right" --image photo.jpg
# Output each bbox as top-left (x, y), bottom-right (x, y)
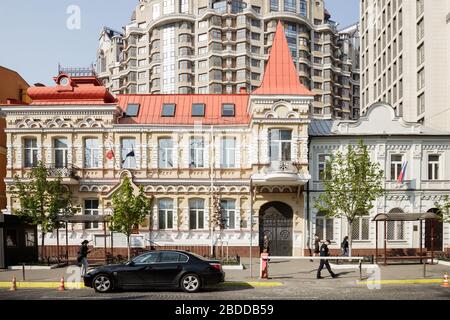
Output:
top-left (210, 125), bottom-right (214, 257)
top-left (249, 177), bottom-right (253, 278)
top-left (306, 136), bottom-right (312, 256)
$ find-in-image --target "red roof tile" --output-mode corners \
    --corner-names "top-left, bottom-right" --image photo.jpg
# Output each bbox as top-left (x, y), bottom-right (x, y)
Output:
top-left (118, 94), bottom-right (250, 125)
top-left (253, 21), bottom-right (314, 96)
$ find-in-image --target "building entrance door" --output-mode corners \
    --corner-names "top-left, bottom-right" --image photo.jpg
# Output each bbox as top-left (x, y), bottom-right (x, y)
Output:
top-left (425, 209), bottom-right (443, 252)
top-left (259, 202), bottom-right (293, 256)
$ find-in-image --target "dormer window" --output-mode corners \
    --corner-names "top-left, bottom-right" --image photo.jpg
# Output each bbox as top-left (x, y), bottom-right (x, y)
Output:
top-left (162, 103), bottom-right (176, 117)
top-left (125, 103), bottom-right (140, 117)
top-left (192, 103), bottom-right (205, 117)
top-left (222, 103), bottom-right (235, 117)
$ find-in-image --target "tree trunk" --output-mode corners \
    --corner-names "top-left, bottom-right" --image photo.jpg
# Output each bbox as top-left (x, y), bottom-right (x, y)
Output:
top-left (348, 220), bottom-right (353, 258)
top-left (41, 231), bottom-right (46, 261)
top-left (127, 235), bottom-right (131, 261)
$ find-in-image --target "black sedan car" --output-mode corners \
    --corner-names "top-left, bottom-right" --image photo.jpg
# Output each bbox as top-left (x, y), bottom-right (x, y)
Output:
top-left (84, 250), bottom-right (225, 293)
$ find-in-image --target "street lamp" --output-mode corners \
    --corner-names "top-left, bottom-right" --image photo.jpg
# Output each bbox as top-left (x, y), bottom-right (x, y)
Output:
top-left (249, 177), bottom-right (254, 278)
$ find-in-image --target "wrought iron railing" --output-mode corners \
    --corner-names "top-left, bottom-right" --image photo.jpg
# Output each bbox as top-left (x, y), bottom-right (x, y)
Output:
top-left (46, 164), bottom-right (78, 178)
top-left (268, 161), bottom-right (298, 174)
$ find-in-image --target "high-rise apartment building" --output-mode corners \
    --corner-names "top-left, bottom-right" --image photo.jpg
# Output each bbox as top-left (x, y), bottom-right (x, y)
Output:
top-left (360, 0), bottom-right (450, 130)
top-left (97, 0), bottom-right (360, 119)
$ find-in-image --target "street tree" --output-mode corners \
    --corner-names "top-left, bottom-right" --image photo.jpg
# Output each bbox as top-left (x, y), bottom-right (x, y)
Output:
top-left (13, 162), bottom-right (77, 260)
top-left (315, 140), bottom-right (384, 256)
top-left (109, 177), bottom-right (153, 260)
top-left (435, 196), bottom-right (450, 223)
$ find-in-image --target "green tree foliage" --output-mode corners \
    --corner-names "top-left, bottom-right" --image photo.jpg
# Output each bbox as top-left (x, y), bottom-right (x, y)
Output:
top-left (109, 177), bottom-right (153, 260)
top-left (315, 140), bottom-right (384, 256)
top-left (435, 196), bottom-right (450, 223)
top-left (13, 162), bottom-right (77, 259)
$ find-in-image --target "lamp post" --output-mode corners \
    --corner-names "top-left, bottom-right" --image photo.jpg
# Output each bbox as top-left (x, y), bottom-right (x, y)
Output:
top-left (249, 177), bottom-right (254, 278)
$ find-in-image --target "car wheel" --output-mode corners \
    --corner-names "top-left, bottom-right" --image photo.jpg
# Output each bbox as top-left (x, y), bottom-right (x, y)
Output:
top-left (93, 274), bottom-right (113, 293)
top-left (180, 274), bottom-right (201, 293)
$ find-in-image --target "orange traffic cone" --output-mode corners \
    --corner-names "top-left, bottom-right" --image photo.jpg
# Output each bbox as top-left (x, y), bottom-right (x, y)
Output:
top-left (58, 277), bottom-right (66, 291)
top-left (441, 273), bottom-right (449, 288)
top-left (9, 277), bottom-right (17, 291)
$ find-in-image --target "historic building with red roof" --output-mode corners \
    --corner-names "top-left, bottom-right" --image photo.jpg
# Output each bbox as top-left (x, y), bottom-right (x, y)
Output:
top-left (2, 22), bottom-right (449, 259)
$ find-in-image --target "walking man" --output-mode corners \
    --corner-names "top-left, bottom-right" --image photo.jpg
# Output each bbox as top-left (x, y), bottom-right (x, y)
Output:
top-left (78, 240), bottom-right (91, 276)
top-left (317, 240), bottom-right (337, 279)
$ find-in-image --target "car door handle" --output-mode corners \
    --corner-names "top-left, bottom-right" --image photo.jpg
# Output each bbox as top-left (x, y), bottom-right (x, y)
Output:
top-left (144, 266), bottom-right (153, 271)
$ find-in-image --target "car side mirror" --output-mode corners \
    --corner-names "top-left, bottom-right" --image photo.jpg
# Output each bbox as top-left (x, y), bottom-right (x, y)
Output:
top-left (126, 260), bottom-right (135, 266)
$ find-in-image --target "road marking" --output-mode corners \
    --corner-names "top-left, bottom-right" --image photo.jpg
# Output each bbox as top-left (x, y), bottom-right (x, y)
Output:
top-left (220, 281), bottom-right (284, 288)
top-left (0, 281), bottom-right (85, 289)
top-left (357, 279), bottom-right (443, 285)
top-left (0, 281), bottom-right (283, 289)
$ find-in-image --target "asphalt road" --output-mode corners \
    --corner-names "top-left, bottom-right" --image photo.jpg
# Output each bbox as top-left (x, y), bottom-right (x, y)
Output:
top-left (1, 281), bottom-right (449, 300)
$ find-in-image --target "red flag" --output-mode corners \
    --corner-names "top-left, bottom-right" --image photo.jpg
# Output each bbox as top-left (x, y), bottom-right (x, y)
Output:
top-left (106, 149), bottom-right (115, 160)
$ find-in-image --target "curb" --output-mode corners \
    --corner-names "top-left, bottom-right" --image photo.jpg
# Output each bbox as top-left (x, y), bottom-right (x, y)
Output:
top-left (357, 279), bottom-right (443, 285)
top-left (0, 281), bottom-right (283, 289)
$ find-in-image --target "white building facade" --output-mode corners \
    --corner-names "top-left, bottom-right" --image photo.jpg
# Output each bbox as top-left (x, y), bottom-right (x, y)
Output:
top-left (309, 102), bottom-right (450, 255)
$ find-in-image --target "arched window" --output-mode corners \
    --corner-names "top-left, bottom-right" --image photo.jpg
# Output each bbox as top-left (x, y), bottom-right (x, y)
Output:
top-left (388, 208), bottom-right (405, 240)
top-left (316, 211), bottom-right (334, 241)
top-left (158, 199), bottom-right (174, 230)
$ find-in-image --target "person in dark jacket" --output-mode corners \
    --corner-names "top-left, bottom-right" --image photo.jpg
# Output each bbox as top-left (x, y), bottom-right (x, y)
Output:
top-left (341, 236), bottom-right (349, 256)
top-left (317, 240), bottom-right (337, 279)
top-left (78, 240), bottom-right (91, 276)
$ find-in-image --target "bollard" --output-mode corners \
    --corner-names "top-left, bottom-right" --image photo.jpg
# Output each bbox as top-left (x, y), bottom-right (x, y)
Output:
top-left (22, 263), bottom-right (26, 281)
top-left (423, 259), bottom-right (427, 279)
top-left (10, 277), bottom-right (17, 291)
top-left (359, 261), bottom-right (363, 280)
top-left (260, 252), bottom-right (269, 279)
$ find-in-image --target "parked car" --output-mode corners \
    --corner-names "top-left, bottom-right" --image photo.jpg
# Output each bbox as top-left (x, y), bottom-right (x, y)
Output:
top-left (83, 250), bottom-right (225, 293)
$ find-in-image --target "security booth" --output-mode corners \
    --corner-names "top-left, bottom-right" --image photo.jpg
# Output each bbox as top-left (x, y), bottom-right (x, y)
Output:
top-left (0, 213), bottom-right (38, 268)
top-left (373, 212), bottom-right (440, 265)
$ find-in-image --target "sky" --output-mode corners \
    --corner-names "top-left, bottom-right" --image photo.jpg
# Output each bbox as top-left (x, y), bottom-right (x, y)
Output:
top-left (0, 0), bottom-right (360, 86)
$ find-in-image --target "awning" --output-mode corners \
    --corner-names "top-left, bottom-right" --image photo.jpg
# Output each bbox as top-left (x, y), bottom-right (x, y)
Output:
top-left (56, 215), bottom-right (110, 223)
top-left (372, 212), bottom-right (438, 222)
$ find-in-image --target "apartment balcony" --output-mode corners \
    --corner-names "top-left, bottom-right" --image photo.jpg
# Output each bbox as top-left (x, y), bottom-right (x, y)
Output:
top-left (252, 161), bottom-right (311, 186)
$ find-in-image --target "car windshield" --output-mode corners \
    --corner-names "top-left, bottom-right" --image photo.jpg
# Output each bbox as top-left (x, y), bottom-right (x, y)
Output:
top-left (132, 252), bottom-right (159, 265)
